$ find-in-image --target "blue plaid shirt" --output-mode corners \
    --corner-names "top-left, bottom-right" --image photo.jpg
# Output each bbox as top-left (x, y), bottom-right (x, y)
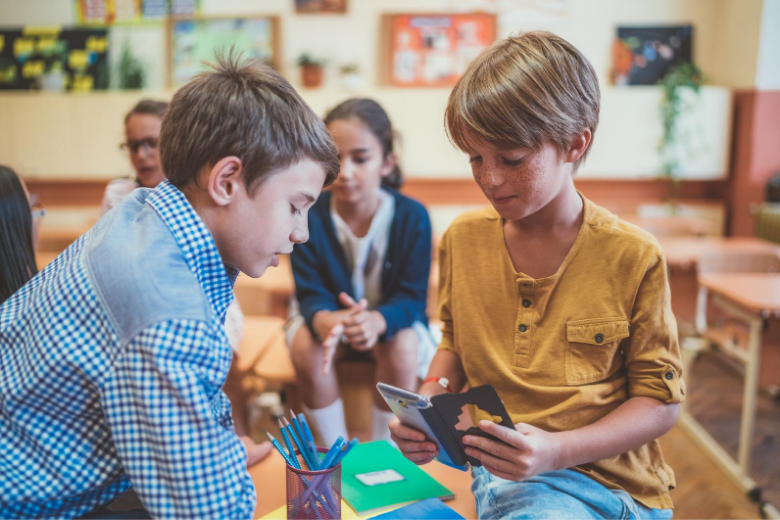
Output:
top-left (0, 181), bottom-right (256, 519)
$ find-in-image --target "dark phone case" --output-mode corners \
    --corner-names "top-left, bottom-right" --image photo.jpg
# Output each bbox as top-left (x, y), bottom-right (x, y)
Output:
top-left (429, 385), bottom-right (516, 467)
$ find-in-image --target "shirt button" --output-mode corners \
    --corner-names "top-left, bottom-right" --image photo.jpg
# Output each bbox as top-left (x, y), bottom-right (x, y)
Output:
top-left (594, 333), bottom-right (604, 343)
top-left (518, 324), bottom-right (528, 333)
top-left (665, 371), bottom-right (674, 380)
top-left (522, 299), bottom-right (531, 308)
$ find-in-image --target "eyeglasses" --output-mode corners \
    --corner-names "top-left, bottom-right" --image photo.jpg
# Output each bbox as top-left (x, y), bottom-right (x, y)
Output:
top-left (119, 138), bottom-right (159, 155)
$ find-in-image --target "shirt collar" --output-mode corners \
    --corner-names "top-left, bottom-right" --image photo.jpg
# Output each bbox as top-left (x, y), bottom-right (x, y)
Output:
top-left (146, 180), bottom-right (237, 321)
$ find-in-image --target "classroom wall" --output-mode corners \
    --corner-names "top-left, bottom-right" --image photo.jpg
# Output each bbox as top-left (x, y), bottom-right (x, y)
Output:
top-left (755, 0), bottom-right (780, 90)
top-left (726, 0), bottom-right (780, 236)
top-left (0, 0), bottom-right (766, 90)
top-left (0, 86), bottom-right (732, 181)
top-left (0, 0), bottom-right (747, 181)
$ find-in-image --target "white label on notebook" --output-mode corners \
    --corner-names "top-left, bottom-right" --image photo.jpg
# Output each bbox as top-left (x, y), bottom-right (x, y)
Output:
top-left (354, 469), bottom-right (406, 486)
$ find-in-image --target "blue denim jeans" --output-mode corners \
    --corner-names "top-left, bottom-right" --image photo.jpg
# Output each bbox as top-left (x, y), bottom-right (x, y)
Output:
top-left (472, 467), bottom-right (674, 520)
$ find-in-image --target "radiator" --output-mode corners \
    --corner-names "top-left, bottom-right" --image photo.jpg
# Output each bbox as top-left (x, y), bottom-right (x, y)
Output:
top-left (755, 203), bottom-right (780, 244)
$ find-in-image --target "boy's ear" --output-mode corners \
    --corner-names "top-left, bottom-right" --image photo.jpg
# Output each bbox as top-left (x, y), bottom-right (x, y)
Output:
top-left (565, 129), bottom-right (592, 164)
top-left (205, 156), bottom-right (243, 206)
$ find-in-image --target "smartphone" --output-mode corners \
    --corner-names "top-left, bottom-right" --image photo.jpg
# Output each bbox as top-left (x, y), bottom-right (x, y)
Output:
top-left (376, 382), bottom-right (468, 471)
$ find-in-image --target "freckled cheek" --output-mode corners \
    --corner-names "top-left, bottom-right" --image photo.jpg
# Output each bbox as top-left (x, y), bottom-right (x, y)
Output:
top-left (525, 159), bottom-right (559, 194)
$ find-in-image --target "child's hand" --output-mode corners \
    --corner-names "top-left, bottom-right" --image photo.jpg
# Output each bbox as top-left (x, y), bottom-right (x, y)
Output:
top-left (312, 308), bottom-right (354, 342)
top-left (320, 322), bottom-right (344, 375)
top-left (462, 421), bottom-right (562, 481)
top-left (338, 293), bottom-right (386, 351)
top-left (389, 417), bottom-right (439, 465)
top-left (239, 436), bottom-right (274, 467)
top-left (342, 310), bottom-right (386, 351)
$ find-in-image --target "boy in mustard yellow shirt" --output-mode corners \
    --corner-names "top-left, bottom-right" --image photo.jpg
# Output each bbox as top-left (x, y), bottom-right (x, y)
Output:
top-left (390, 32), bottom-right (685, 519)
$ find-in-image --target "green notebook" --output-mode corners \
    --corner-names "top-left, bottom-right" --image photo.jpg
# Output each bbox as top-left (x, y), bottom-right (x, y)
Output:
top-left (341, 440), bottom-right (455, 516)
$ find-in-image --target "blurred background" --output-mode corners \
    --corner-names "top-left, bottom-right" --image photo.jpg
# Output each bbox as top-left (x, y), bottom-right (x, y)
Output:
top-left (1, 1), bottom-right (778, 518)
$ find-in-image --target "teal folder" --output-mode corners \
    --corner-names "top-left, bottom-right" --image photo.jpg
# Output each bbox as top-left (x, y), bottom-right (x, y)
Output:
top-left (341, 441), bottom-right (455, 516)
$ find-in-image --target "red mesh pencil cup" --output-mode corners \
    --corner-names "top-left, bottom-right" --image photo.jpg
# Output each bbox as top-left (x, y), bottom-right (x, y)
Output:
top-left (286, 447), bottom-right (341, 520)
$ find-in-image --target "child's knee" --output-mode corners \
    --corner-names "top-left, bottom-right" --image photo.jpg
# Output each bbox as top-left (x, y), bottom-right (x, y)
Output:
top-left (375, 328), bottom-right (418, 364)
top-left (290, 326), bottom-right (319, 370)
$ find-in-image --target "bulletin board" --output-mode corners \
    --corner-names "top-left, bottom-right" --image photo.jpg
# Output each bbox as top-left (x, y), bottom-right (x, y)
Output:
top-left (0, 27), bottom-right (109, 91)
top-left (168, 15), bottom-right (280, 88)
top-left (75, 0), bottom-right (201, 25)
top-left (380, 13), bottom-right (496, 87)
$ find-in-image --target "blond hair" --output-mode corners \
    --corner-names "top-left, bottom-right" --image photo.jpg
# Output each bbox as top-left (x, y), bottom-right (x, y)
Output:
top-left (445, 31), bottom-right (600, 170)
top-left (161, 51), bottom-right (339, 193)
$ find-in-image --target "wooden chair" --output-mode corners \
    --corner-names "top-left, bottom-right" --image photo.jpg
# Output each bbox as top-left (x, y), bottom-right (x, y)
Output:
top-left (236, 316), bottom-right (296, 396)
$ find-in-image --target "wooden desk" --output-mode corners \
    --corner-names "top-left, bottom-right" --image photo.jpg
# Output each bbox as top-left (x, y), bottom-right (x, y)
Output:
top-left (679, 272), bottom-right (780, 502)
top-left (250, 451), bottom-right (476, 519)
top-left (657, 237), bottom-right (780, 326)
top-left (659, 237), bottom-right (780, 270)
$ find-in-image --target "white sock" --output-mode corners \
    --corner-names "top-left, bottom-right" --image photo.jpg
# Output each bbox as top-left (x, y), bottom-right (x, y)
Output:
top-left (372, 407), bottom-right (396, 442)
top-left (304, 399), bottom-right (348, 447)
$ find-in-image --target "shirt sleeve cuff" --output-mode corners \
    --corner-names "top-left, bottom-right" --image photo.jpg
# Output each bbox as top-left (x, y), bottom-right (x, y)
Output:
top-left (629, 364), bottom-right (686, 404)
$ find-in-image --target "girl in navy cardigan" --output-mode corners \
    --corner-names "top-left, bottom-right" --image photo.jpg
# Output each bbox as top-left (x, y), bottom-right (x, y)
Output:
top-left (288, 98), bottom-right (435, 445)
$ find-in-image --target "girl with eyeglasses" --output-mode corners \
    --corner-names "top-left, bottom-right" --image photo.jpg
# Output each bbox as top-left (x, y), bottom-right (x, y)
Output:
top-left (102, 99), bottom-right (168, 213)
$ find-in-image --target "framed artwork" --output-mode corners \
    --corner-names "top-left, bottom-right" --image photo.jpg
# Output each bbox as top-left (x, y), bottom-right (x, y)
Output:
top-left (612, 25), bottom-right (693, 85)
top-left (294, 0), bottom-right (347, 14)
top-left (0, 27), bottom-right (109, 91)
top-left (382, 13), bottom-right (496, 87)
top-left (75, 0), bottom-right (200, 25)
top-left (168, 15), bottom-right (279, 88)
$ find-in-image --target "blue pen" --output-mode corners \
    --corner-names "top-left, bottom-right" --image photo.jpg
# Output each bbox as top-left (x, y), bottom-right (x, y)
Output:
top-left (331, 437), bottom-right (359, 467)
top-left (298, 412), bottom-right (320, 469)
top-left (265, 431), bottom-right (300, 469)
top-left (320, 437), bottom-right (345, 470)
top-left (290, 409), bottom-right (316, 466)
top-left (277, 418), bottom-right (297, 462)
top-left (283, 417), bottom-right (314, 470)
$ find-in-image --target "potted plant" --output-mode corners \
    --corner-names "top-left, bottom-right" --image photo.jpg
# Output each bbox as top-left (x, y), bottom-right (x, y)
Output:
top-left (297, 53), bottom-right (326, 88)
top-left (338, 62), bottom-right (363, 91)
top-left (116, 39), bottom-right (145, 90)
top-left (657, 62), bottom-right (705, 207)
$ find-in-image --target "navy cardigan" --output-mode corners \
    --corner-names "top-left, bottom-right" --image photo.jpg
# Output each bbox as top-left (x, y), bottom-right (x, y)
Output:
top-left (291, 188), bottom-right (432, 342)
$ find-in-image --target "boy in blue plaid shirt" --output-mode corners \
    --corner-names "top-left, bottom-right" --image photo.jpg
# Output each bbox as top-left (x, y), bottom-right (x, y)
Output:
top-left (0, 54), bottom-right (339, 519)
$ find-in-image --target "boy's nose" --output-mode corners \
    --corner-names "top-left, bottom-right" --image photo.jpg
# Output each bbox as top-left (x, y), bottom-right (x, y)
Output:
top-left (291, 226), bottom-right (309, 244)
top-left (476, 168), bottom-right (505, 188)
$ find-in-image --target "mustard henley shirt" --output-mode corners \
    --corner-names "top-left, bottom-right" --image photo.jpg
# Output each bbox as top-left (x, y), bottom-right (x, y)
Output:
top-left (437, 195), bottom-right (685, 510)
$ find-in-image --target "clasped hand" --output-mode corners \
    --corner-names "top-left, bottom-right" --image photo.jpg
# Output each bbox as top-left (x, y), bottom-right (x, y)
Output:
top-left (315, 292), bottom-right (386, 374)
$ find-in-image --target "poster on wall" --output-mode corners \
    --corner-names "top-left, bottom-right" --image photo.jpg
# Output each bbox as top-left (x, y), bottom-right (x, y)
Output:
top-left (0, 27), bottom-right (109, 91)
top-left (169, 16), bottom-right (278, 88)
top-left (612, 25), bottom-right (693, 85)
top-left (75, 0), bottom-right (200, 25)
top-left (294, 0), bottom-right (347, 14)
top-left (386, 13), bottom-right (496, 87)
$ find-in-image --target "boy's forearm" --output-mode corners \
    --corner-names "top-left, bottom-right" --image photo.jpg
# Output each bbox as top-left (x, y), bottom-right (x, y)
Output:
top-left (420, 349), bottom-right (467, 397)
top-left (554, 396), bottom-right (679, 469)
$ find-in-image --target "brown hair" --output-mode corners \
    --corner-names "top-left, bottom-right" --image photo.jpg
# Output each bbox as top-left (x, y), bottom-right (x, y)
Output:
top-left (445, 31), bottom-right (600, 170)
top-left (160, 51), bottom-right (339, 194)
top-left (124, 98), bottom-right (167, 124)
top-left (324, 98), bottom-right (403, 189)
